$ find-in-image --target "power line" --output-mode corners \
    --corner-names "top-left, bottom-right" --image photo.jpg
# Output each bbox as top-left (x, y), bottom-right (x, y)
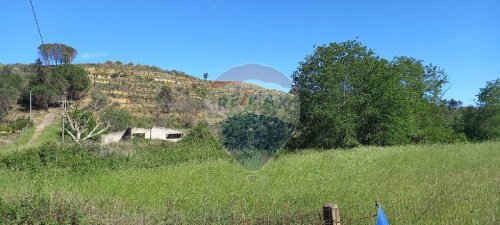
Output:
top-left (29, 0), bottom-right (44, 44)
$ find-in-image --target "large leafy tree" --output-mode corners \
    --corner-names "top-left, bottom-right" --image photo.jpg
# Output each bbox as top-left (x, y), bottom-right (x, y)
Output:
top-left (291, 41), bottom-right (365, 148)
top-left (27, 59), bottom-right (66, 109)
top-left (291, 41), bottom-right (451, 149)
top-left (462, 79), bottom-right (500, 141)
top-left (26, 59), bottom-right (90, 109)
top-left (52, 64), bottom-right (90, 100)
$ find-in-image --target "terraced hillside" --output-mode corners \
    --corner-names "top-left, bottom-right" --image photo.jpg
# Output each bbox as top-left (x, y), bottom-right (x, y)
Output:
top-left (81, 62), bottom-right (298, 128)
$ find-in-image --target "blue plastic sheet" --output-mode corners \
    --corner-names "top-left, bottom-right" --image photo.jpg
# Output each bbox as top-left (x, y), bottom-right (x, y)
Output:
top-left (376, 206), bottom-right (390, 225)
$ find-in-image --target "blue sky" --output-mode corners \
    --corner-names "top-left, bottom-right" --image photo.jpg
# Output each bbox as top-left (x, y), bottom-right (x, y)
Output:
top-left (1, 0), bottom-right (499, 105)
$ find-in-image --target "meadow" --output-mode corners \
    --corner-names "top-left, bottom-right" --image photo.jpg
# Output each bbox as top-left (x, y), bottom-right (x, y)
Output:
top-left (0, 124), bottom-right (499, 224)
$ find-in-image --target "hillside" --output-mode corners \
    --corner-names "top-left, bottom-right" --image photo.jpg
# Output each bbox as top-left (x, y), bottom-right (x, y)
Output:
top-left (81, 62), bottom-right (299, 128)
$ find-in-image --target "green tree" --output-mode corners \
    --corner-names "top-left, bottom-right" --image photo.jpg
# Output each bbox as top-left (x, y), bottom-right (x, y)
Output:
top-left (423, 64), bottom-right (448, 104)
top-left (391, 57), bottom-right (455, 143)
top-left (462, 79), bottom-right (500, 141)
top-left (27, 59), bottom-right (66, 109)
top-left (478, 79), bottom-right (500, 107)
top-left (291, 41), bottom-right (453, 149)
top-left (0, 66), bottom-right (23, 118)
top-left (101, 107), bottom-right (134, 132)
top-left (291, 41), bottom-right (362, 148)
top-left (38, 43), bottom-right (77, 66)
top-left (52, 64), bottom-right (90, 100)
top-left (25, 60), bottom-right (90, 109)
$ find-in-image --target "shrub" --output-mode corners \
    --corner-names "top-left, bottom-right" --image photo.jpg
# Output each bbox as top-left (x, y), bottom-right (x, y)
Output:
top-left (89, 90), bottom-right (108, 111)
top-left (101, 107), bottom-right (133, 132)
top-left (185, 122), bottom-right (213, 141)
top-left (221, 114), bottom-right (294, 154)
top-left (0, 142), bottom-right (124, 174)
top-left (0, 125), bottom-right (12, 133)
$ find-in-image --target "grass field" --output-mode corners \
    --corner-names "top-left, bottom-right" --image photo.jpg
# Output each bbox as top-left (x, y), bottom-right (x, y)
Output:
top-left (0, 127), bottom-right (499, 224)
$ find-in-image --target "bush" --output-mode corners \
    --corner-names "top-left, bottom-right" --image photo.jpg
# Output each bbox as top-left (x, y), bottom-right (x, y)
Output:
top-left (185, 122), bottom-right (213, 141)
top-left (0, 142), bottom-right (124, 174)
top-left (101, 107), bottom-right (134, 132)
top-left (221, 114), bottom-right (294, 154)
top-left (89, 90), bottom-right (108, 110)
top-left (0, 118), bottom-right (32, 134)
top-left (0, 125), bottom-right (12, 133)
top-left (13, 118), bottom-right (32, 130)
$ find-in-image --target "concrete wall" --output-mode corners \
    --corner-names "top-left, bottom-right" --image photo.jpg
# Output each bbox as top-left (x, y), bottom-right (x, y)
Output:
top-left (102, 127), bottom-right (184, 144)
top-left (150, 127), bottom-right (183, 141)
top-left (102, 130), bottom-right (126, 144)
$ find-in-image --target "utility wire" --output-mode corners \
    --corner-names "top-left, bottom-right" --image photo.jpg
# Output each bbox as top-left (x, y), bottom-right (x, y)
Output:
top-left (29, 0), bottom-right (44, 44)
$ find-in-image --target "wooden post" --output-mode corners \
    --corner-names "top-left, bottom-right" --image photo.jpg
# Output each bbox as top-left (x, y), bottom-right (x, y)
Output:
top-left (323, 204), bottom-right (341, 225)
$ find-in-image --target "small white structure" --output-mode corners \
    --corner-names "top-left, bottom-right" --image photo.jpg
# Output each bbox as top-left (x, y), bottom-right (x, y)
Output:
top-left (102, 130), bottom-right (126, 144)
top-left (101, 127), bottom-right (184, 144)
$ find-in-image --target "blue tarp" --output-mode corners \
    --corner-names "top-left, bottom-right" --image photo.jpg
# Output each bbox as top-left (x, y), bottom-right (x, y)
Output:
top-left (376, 206), bottom-right (390, 225)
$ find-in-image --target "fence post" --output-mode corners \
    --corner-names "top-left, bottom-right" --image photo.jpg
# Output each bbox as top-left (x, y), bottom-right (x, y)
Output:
top-left (323, 204), bottom-right (341, 225)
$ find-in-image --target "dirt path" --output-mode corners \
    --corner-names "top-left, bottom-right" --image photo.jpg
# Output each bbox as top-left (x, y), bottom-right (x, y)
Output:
top-left (27, 113), bottom-right (56, 146)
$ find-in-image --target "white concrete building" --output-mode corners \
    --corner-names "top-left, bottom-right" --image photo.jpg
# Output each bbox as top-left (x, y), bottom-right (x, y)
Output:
top-left (101, 127), bottom-right (184, 144)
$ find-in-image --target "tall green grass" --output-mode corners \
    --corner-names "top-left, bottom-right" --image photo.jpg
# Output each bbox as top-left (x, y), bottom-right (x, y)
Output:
top-left (0, 118), bottom-right (62, 154)
top-left (29, 119), bottom-right (62, 148)
top-left (0, 137), bottom-right (498, 224)
top-left (0, 127), bottom-right (34, 154)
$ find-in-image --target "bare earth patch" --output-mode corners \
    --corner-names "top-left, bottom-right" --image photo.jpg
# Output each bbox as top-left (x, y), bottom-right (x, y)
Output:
top-left (27, 112), bottom-right (56, 146)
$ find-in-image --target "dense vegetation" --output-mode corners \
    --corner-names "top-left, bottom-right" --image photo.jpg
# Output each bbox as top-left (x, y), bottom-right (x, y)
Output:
top-left (0, 66), bottom-right (24, 119)
top-left (459, 79), bottom-right (500, 141)
top-left (29, 60), bottom-right (90, 108)
top-left (221, 114), bottom-right (294, 169)
top-left (290, 40), bottom-right (499, 149)
top-left (222, 114), bottom-right (294, 152)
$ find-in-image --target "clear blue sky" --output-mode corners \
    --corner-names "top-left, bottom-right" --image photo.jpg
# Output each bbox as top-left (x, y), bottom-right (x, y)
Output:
top-left (1, 0), bottom-right (499, 105)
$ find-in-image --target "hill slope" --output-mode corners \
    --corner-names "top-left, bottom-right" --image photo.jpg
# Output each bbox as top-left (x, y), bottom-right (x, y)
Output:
top-left (81, 62), bottom-right (298, 128)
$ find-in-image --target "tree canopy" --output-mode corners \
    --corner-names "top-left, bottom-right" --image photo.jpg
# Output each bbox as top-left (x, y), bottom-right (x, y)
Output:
top-left (459, 79), bottom-right (500, 141)
top-left (25, 60), bottom-right (90, 109)
top-left (0, 66), bottom-right (24, 119)
top-left (290, 40), bottom-right (452, 149)
top-left (38, 43), bottom-right (78, 66)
